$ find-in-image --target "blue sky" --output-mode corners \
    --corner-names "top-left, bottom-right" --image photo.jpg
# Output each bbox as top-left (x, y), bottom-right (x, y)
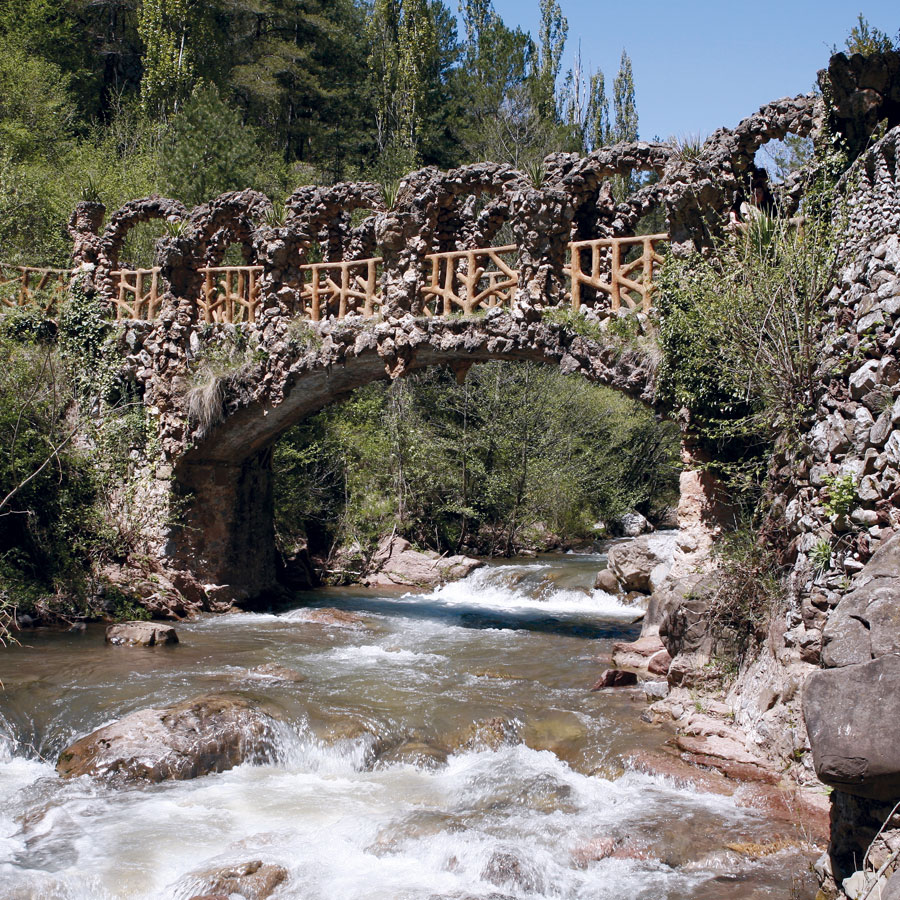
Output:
top-left (485, 1), bottom-right (898, 140)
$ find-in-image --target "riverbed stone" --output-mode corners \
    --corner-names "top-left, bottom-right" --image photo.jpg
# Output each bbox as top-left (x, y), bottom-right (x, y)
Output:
top-left (594, 568), bottom-right (619, 593)
top-left (606, 532), bottom-right (679, 594)
top-left (363, 534), bottom-right (482, 588)
top-left (183, 860), bottom-right (288, 900)
top-left (56, 694), bottom-right (280, 784)
top-left (105, 621), bottom-right (178, 647)
top-left (803, 655), bottom-right (900, 799)
top-left (590, 669), bottom-right (638, 689)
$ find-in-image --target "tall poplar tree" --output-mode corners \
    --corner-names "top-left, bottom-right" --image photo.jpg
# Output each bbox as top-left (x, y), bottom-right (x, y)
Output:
top-left (534, 0), bottom-right (567, 122)
top-left (612, 49), bottom-right (638, 143)
top-left (138, 0), bottom-right (204, 120)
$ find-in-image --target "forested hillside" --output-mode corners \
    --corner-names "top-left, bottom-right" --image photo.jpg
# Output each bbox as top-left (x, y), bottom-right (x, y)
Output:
top-left (0, 0), bottom-right (639, 268)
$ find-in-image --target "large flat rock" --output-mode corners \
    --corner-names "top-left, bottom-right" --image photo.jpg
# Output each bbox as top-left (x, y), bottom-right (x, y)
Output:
top-left (803, 655), bottom-right (900, 799)
top-left (57, 694), bottom-right (279, 785)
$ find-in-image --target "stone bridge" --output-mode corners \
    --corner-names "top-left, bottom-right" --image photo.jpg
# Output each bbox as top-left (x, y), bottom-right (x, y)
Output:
top-left (8, 54), bottom-right (891, 607)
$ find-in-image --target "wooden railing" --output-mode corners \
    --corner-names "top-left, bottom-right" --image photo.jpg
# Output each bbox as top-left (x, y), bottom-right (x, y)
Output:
top-left (296, 258), bottom-right (381, 320)
top-left (111, 268), bottom-right (162, 320)
top-left (198, 265), bottom-right (263, 323)
top-left (0, 263), bottom-right (70, 313)
top-left (421, 245), bottom-right (518, 316)
top-left (1, 234), bottom-right (669, 325)
top-left (569, 234), bottom-right (667, 313)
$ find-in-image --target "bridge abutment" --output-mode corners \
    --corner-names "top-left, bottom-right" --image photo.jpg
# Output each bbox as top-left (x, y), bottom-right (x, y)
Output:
top-left (168, 450), bottom-right (278, 606)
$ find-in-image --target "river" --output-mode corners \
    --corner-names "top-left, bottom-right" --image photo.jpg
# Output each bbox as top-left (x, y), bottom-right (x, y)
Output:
top-left (0, 548), bottom-right (819, 898)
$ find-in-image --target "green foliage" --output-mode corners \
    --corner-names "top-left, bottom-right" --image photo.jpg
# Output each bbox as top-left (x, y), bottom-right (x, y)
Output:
top-left (160, 84), bottom-right (288, 207)
top-left (274, 361), bottom-right (680, 564)
top-left (809, 538), bottom-right (832, 574)
top-left (138, 0), bottom-right (202, 120)
top-left (842, 13), bottom-right (895, 55)
top-left (656, 212), bottom-right (838, 505)
top-left (706, 527), bottom-right (784, 665)
top-left (822, 474), bottom-right (857, 517)
top-left (0, 317), bottom-right (99, 613)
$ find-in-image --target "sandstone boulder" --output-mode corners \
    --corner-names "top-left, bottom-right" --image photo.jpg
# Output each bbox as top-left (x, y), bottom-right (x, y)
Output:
top-left (57, 694), bottom-right (279, 784)
top-left (619, 511), bottom-right (651, 537)
top-left (105, 621), bottom-right (178, 647)
top-left (594, 568), bottom-right (619, 593)
top-left (363, 534), bottom-right (482, 588)
top-left (882, 871), bottom-right (900, 900)
top-left (183, 860), bottom-right (288, 900)
top-left (822, 531), bottom-right (900, 667)
top-left (606, 531), bottom-right (678, 594)
top-left (611, 633), bottom-right (665, 670)
top-left (803, 655), bottom-right (900, 799)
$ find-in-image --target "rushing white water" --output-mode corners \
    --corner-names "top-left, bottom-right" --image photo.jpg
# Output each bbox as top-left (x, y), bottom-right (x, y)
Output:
top-left (0, 551), bottom-right (816, 899)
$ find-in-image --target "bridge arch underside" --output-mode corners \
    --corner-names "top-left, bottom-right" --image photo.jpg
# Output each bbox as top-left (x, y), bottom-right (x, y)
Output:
top-left (165, 318), bottom-right (659, 606)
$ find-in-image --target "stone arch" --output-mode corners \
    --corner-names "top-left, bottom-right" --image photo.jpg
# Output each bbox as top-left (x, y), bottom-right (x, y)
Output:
top-left (95, 196), bottom-right (188, 296)
top-left (154, 313), bottom-right (658, 605)
top-left (156, 190), bottom-right (272, 304)
top-left (285, 182), bottom-right (385, 263)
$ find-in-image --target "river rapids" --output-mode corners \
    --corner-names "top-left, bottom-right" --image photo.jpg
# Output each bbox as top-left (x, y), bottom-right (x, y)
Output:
top-left (0, 549), bottom-right (818, 898)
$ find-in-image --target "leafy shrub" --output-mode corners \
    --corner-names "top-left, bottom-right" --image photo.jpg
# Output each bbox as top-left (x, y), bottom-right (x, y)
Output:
top-left (823, 474), bottom-right (856, 517)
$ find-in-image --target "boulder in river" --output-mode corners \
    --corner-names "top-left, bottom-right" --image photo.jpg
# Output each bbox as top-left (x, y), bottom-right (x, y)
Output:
top-left (57, 694), bottom-right (280, 784)
top-left (183, 859), bottom-right (288, 900)
top-left (105, 621), bottom-right (178, 647)
top-left (593, 568), bottom-right (619, 593)
top-left (605, 532), bottom-right (679, 594)
top-left (363, 534), bottom-right (482, 588)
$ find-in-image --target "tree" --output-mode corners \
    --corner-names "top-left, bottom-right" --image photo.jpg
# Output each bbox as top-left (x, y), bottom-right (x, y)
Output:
top-left (613, 49), bottom-right (638, 143)
top-left (367, 0), bottom-right (440, 176)
top-left (843, 13), bottom-right (894, 55)
top-left (560, 44), bottom-right (610, 153)
top-left (138, 0), bottom-right (207, 120)
top-left (159, 84), bottom-right (282, 207)
top-left (534, 0), bottom-right (567, 122)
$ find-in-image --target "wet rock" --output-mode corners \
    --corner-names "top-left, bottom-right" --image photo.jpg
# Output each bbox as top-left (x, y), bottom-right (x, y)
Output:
top-left (292, 607), bottom-right (370, 628)
top-left (247, 663), bottom-right (305, 683)
top-left (57, 694), bottom-right (279, 784)
top-left (482, 850), bottom-right (542, 894)
top-left (804, 654), bottom-right (900, 799)
top-left (105, 621), bottom-right (178, 647)
top-left (571, 836), bottom-right (618, 867)
top-left (363, 534), bottom-right (482, 587)
top-left (606, 532), bottom-right (678, 593)
top-left (446, 717), bottom-right (516, 753)
top-left (375, 739), bottom-right (448, 770)
top-left (184, 860), bottom-right (288, 900)
top-left (593, 568), bottom-right (619, 593)
top-left (590, 669), bottom-right (638, 689)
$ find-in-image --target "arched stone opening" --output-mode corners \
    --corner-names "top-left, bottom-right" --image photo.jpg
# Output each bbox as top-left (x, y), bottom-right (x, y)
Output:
top-left (160, 314), bottom-right (662, 605)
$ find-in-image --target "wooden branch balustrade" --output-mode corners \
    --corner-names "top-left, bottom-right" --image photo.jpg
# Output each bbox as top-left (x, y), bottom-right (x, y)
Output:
top-left (421, 245), bottom-right (518, 316)
top-left (111, 268), bottom-right (163, 320)
top-left (0, 263), bottom-right (70, 313)
top-left (569, 234), bottom-right (668, 314)
top-left (1, 234), bottom-right (669, 324)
